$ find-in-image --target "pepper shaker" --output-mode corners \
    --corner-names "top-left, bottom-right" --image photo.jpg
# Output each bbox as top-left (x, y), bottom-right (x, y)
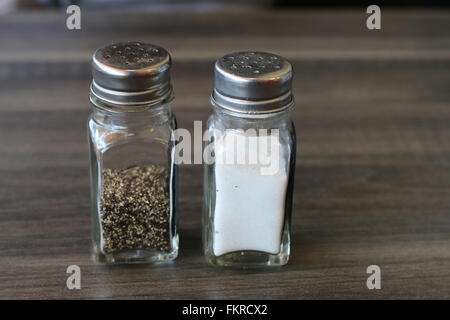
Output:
top-left (203, 51), bottom-right (296, 267)
top-left (88, 42), bottom-right (178, 264)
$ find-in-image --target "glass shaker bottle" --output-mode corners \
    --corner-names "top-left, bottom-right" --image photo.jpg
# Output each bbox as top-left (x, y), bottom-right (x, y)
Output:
top-left (88, 42), bottom-right (178, 264)
top-left (203, 51), bottom-right (296, 267)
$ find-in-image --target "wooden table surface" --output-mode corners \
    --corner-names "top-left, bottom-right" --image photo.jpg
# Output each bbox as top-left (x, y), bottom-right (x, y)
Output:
top-left (0, 9), bottom-right (449, 299)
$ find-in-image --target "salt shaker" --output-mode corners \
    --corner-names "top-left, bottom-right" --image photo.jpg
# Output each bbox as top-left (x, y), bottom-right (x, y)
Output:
top-left (88, 42), bottom-right (178, 264)
top-left (203, 51), bottom-right (296, 267)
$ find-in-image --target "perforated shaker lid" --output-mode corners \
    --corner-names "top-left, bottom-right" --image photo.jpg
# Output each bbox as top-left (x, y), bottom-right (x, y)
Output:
top-left (211, 51), bottom-right (294, 114)
top-left (90, 42), bottom-right (172, 108)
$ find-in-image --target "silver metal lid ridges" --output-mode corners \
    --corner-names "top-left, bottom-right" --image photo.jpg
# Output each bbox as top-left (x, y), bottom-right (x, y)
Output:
top-left (90, 42), bottom-right (172, 108)
top-left (212, 51), bottom-right (294, 114)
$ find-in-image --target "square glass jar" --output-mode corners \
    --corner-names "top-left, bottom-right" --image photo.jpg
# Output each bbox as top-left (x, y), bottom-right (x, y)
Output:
top-left (88, 98), bottom-right (179, 264)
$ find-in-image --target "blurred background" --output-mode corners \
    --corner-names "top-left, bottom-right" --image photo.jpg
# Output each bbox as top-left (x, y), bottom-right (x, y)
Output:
top-left (1, 0), bottom-right (449, 14)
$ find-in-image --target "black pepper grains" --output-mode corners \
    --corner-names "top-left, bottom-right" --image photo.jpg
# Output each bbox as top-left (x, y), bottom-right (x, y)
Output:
top-left (100, 166), bottom-right (172, 253)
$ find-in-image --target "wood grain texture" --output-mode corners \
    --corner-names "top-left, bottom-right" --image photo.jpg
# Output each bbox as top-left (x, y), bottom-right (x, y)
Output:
top-left (0, 9), bottom-right (449, 299)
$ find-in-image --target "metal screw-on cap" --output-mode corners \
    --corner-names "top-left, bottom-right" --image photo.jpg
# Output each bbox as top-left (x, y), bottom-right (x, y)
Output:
top-left (211, 51), bottom-right (294, 114)
top-left (90, 42), bottom-right (172, 108)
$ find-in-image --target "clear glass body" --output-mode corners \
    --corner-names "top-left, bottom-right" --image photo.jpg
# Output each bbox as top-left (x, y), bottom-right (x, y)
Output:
top-left (203, 106), bottom-right (296, 267)
top-left (88, 97), bottom-right (178, 264)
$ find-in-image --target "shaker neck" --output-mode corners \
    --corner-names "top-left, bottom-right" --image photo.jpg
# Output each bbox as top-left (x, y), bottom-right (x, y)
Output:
top-left (91, 97), bottom-right (173, 129)
top-left (211, 102), bottom-right (293, 130)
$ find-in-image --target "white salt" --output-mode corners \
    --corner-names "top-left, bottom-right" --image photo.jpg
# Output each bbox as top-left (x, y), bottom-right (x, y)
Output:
top-left (213, 130), bottom-right (288, 256)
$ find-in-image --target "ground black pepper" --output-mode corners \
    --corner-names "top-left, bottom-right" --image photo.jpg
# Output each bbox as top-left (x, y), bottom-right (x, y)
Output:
top-left (100, 165), bottom-right (172, 253)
